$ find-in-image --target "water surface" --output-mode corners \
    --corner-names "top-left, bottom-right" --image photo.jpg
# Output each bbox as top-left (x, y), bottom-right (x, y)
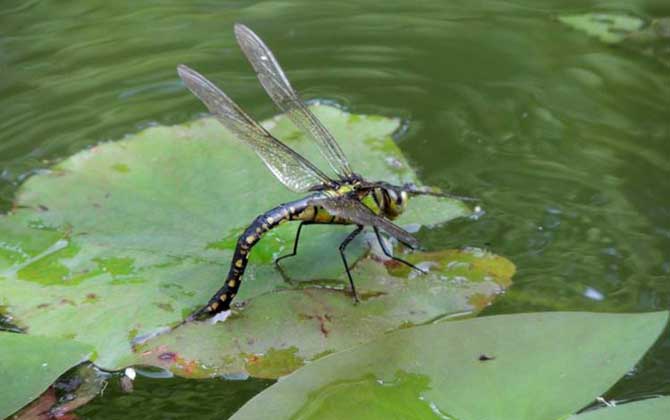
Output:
top-left (1, 0), bottom-right (669, 416)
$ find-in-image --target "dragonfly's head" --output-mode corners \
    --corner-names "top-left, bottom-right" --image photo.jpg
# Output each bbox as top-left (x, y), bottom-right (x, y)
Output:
top-left (369, 183), bottom-right (409, 220)
top-left (365, 182), bottom-right (476, 219)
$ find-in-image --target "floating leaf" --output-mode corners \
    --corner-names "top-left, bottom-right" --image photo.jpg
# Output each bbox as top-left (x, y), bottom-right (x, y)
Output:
top-left (230, 312), bottom-right (668, 420)
top-left (559, 13), bottom-right (645, 44)
top-left (0, 332), bottom-right (93, 419)
top-left (127, 247), bottom-right (514, 378)
top-left (0, 105), bottom-right (482, 371)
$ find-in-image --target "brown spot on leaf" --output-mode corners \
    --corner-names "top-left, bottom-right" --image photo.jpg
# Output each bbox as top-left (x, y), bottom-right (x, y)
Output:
top-left (318, 316), bottom-right (330, 337)
top-left (158, 352), bottom-right (178, 362)
top-left (180, 359), bottom-right (198, 376)
top-left (154, 302), bottom-right (175, 312)
top-left (244, 347), bottom-right (304, 378)
top-left (382, 259), bottom-right (403, 268)
top-left (468, 293), bottom-right (493, 311)
top-left (299, 313), bottom-right (332, 337)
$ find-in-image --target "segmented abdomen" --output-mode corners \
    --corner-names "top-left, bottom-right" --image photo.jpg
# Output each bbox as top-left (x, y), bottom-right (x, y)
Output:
top-left (198, 197), bottom-right (312, 316)
top-left (195, 192), bottom-right (357, 318)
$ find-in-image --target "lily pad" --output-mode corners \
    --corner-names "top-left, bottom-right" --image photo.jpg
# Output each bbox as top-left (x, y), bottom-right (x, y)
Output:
top-left (230, 312), bottom-right (668, 420)
top-left (569, 397), bottom-right (670, 420)
top-left (559, 13), bottom-right (645, 44)
top-left (558, 13), bottom-right (670, 69)
top-left (127, 247), bottom-right (514, 378)
top-left (0, 332), bottom-right (94, 419)
top-left (0, 104), bottom-right (490, 372)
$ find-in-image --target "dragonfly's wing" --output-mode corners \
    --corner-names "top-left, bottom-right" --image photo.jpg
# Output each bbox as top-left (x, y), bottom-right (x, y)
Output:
top-left (313, 195), bottom-right (419, 248)
top-left (178, 65), bottom-right (334, 193)
top-left (234, 24), bottom-right (355, 180)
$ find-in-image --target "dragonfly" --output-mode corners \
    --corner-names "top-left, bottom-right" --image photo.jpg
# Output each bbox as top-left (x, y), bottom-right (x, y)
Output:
top-left (179, 24), bottom-right (457, 320)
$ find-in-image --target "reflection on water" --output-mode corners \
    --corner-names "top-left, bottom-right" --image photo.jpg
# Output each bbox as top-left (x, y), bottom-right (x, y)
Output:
top-left (74, 374), bottom-right (273, 419)
top-left (1, 0), bottom-right (669, 415)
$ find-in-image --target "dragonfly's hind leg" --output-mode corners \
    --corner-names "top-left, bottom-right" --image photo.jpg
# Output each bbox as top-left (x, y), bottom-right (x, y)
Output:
top-left (373, 227), bottom-right (426, 274)
top-left (275, 221), bottom-right (314, 267)
top-left (340, 225), bottom-right (364, 303)
top-left (275, 221), bottom-right (314, 285)
top-left (276, 221), bottom-right (310, 283)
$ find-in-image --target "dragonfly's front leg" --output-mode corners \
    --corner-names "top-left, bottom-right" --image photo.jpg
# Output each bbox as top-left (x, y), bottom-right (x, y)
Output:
top-left (339, 224), bottom-right (364, 303)
top-left (373, 227), bottom-right (426, 274)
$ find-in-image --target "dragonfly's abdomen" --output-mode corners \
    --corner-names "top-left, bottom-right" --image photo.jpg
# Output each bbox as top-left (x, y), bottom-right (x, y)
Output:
top-left (197, 192), bottom-right (360, 317)
top-left (302, 205), bottom-right (350, 224)
top-left (200, 197), bottom-right (335, 316)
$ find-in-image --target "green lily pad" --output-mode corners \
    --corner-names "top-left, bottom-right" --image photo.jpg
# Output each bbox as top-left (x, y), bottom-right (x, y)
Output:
top-left (558, 13), bottom-right (670, 69)
top-left (0, 332), bottom-right (94, 419)
top-left (569, 397), bottom-right (670, 420)
top-left (230, 312), bottom-right (668, 420)
top-left (0, 105), bottom-right (483, 372)
top-left (559, 13), bottom-right (646, 44)
top-left (127, 247), bottom-right (514, 378)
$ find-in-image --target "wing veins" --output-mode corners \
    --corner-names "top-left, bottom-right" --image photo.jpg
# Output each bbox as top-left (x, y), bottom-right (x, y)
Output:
top-left (177, 64), bottom-right (333, 193)
top-left (234, 24), bottom-right (355, 180)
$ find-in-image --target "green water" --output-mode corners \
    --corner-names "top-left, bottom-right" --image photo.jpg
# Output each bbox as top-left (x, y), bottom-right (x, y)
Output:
top-left (1, 0), bottom-right (669, 417)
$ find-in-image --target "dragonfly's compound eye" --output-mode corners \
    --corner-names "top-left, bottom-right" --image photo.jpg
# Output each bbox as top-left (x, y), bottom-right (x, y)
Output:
top-left (400, 190), bottom-right (408, 206)
top-left (387, 188), bottom-right (398, 204)
top-left (383, 188), bottom-right (407, 219)
top-left (373, 188), bottom-right (385, 210)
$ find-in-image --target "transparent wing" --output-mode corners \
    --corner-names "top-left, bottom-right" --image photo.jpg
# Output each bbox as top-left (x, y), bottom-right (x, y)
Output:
top-left (312, 195), bottom-right (419, 248)
top-left (234, 24), bottom-right (355, 180)
top-left (177, 64), bottom-right (334, 193)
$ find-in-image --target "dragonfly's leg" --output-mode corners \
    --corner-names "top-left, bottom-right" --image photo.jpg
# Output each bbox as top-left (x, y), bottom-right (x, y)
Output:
top-left (373, 227), bottom-right (426, 274)
top-left (339, 225), bottom-right (364, 303)
top-left (275, 221), bottom-right (313, 267)
top-left (275, 221), bottom-right (315, 285)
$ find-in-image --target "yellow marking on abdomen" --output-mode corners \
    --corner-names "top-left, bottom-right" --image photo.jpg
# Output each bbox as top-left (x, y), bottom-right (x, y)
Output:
top-left (313, 208), bottom-right (335, 223)
top-left (298, 206), bottom-right (315, 220)
top-left (228, 279), bottom-right (236, 288)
